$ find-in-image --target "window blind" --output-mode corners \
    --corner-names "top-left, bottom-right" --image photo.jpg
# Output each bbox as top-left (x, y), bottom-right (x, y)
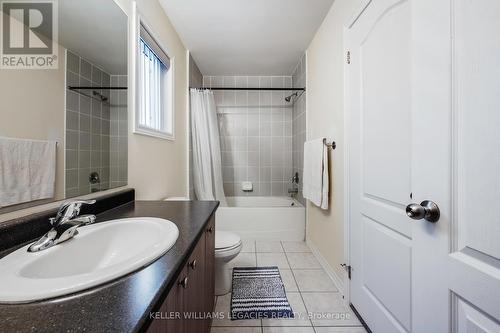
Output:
top-left (139, 38), bottom-right (167, 132)
top-left (140, 24), bottom-right (170, 70)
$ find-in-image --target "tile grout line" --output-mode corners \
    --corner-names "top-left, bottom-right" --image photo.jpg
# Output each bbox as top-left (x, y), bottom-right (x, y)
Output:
top-left (214, 240), bottom-right (360, 333)
top-left (281, 241), bottom-right (316, 331)
top-left (226, 242), bottom-right (359, 332)
top-left (253, 241), bottom-right (263, 330)
top-left (285, 245), bottom-right (354, 331)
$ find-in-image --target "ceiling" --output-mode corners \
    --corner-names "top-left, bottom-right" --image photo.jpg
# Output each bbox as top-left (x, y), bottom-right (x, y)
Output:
top-left (59, 0), bottom-right (128, 75)
top-left (159, 0), bottom-right (334, 75)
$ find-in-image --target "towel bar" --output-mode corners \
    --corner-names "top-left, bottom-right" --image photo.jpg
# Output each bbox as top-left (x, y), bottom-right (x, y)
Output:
top-left (323, 138), bottom-right (336, 150)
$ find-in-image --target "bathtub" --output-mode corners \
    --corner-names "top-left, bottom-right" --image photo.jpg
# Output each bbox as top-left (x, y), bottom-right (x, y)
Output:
top-left (215, 196), bottom-right (305, 241)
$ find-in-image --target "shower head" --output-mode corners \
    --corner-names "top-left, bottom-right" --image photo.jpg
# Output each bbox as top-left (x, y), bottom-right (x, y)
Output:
top-left (285, 92), bottom-right (298, 102)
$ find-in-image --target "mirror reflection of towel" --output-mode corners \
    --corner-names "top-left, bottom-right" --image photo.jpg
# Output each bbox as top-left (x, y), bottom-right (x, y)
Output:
top-left (0, 137), bottom-right (56, 208)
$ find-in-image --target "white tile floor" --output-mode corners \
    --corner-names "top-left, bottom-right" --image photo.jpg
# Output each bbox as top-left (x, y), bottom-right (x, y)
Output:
top-left (211, 241), bottom-right (367, 333)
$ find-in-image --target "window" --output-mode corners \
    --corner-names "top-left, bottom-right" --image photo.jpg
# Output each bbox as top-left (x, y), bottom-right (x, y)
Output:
top-left (136, 23), bottom-right (174, 139)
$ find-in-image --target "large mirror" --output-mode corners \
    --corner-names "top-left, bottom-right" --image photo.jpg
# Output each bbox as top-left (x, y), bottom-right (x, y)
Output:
top-left (0, 0), bottom-right (128, 213)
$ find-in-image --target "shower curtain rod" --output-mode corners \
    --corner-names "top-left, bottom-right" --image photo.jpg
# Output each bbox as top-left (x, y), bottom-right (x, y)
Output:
top-left (190, 87), bottom-right (305, 91)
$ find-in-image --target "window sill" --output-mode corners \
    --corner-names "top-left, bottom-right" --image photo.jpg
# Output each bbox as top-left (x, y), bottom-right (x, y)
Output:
top-left (133, 127), bottom-right (175, 141)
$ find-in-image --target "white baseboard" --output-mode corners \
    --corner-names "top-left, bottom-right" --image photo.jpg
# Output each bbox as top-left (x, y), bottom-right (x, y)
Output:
top-left (306, 238), bottom-right (344, 296)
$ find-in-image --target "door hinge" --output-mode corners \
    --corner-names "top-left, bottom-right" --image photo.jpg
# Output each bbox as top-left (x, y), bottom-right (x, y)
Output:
top-left (341, 263), bottom-right (352, 280)
top-left (346, 51), bottom-right (351, 64)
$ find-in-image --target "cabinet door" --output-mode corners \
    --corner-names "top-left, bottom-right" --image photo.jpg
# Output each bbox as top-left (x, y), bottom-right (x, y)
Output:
top-left (147, 217), bottom-right (215, 333)
top-left (148, 266), bottom-right (187, 333)
top-left (185, 234), bottom-right (206, 333)
top-left (205, 216), bottom-right (216, 317)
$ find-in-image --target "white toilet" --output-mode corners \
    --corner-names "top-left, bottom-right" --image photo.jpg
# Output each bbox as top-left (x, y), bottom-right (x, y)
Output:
top-left (163, 197), bottom-right (242, 296)
top-left (215, 230), bottom-right (242, 295)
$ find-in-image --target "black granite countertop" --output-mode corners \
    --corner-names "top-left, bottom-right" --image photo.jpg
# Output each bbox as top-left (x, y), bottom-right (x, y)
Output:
top-left (0, 200), bottom-right (219, 333)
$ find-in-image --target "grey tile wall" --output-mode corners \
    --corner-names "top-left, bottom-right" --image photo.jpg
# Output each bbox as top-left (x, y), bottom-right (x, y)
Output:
top-left (292, 54), bottom-right (307, 205)
top-left (65, 50), bottom-right (127, 198)
top-left (109, 75), bottom-right (128, 189)
top-left (203, 75), bottom-right (295, 197)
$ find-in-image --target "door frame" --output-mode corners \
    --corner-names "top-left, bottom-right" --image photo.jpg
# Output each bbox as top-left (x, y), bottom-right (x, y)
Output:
top-left (342, 0), bottom-right (372, 307)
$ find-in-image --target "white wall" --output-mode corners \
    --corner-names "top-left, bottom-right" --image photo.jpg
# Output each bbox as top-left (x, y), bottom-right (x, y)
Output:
top-left (306, 0), bottom-right (363, 285)
top-left (116, 0), bottom-right (189, 200)
top-left (0, 44), bottom-right (66, 207)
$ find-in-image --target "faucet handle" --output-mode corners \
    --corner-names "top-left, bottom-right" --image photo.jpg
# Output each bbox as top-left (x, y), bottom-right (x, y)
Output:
top-left (71, 214), bottom-right (96, 225)
top-left (68, 199), bottom-right (97, 207)
top-left (52, 199), bottom-right (96, 226)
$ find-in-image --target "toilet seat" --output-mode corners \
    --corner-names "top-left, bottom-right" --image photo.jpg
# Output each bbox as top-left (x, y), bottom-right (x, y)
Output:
top-left (215, 231), bottom-right (241, 252)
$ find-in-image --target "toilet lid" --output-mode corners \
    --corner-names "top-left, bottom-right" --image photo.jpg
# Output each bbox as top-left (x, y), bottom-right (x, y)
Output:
top-left (215, 231), bottom-right (241, 250)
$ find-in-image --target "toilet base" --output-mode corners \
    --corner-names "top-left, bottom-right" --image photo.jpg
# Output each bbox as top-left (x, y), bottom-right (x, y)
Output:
top-left (215, 261), bottom-right (232, 295)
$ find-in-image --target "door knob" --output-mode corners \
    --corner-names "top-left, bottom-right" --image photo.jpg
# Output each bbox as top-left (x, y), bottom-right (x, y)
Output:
top-left (406, 200), bottom-right (440, 223)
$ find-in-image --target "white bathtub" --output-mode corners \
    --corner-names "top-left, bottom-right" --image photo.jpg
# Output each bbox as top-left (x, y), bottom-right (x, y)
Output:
top-left (215, 196), bottom-right (306, 241)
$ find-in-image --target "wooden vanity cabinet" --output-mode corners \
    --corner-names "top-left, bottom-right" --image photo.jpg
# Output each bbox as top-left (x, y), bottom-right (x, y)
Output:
top-left (147, 265), bottom-right (187, 333)
top-left (185, 230), bottom-right (206, 333)
top-left (204, 217), bottom-right (216, 322)
top-left (147, 215), bottom-right (216, 333)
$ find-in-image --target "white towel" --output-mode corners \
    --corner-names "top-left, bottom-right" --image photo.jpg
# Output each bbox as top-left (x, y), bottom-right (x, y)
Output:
top-left (0, 137), bottom-right (57, 207)
top-left (303, 138), bottom-right (329, 209)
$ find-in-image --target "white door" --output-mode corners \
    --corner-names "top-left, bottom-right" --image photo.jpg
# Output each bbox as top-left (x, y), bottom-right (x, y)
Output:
top-left (348, 0), bottom-right (500, 332)
top-left (348, 0), bottom-right (414, 331)
top-left (413, 0), bottom-right (500, 332)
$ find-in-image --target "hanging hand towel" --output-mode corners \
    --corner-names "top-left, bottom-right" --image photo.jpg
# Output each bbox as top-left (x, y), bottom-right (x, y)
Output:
top-left (0, 137), bottom-right (57, 208)
top-left (303, 138), bottom-right (329, 209)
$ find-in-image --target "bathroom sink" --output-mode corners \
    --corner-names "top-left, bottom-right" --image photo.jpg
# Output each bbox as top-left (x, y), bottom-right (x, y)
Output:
top-left (0, 217), bottom-right (179, 303)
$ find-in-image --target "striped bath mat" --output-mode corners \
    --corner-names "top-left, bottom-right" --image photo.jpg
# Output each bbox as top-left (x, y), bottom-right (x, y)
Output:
top-left (231, 266), bottom-right (294, 320)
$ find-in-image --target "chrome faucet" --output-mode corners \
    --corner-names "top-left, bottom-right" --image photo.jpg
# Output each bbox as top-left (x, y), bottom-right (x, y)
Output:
top-left (28, 200), bottom-right (97, 252)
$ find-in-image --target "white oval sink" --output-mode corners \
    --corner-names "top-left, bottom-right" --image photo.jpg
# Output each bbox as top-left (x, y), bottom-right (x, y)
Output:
top-left (0, 217), bottom-right (179, 303)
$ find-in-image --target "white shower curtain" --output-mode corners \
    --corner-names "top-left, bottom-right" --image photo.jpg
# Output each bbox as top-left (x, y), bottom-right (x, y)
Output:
top-left (190, 89), bottom-right (227, 206)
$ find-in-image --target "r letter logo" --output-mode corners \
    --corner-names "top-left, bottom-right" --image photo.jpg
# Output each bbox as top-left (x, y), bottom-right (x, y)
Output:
top-left (1, 1), bottom-right (58, 69)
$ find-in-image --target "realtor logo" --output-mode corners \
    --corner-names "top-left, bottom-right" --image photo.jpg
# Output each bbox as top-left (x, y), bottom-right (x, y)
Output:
top-left (1, 0), bottom-right (58, 69)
